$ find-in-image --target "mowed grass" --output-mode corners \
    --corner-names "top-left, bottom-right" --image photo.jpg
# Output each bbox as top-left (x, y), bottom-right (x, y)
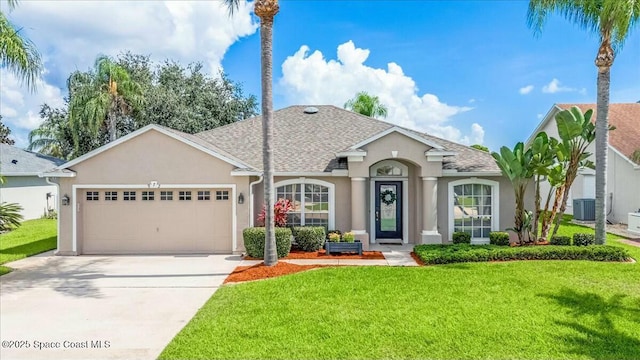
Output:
top-left (161, 238), bottom-right (640, 360)
top-left (0, 219), bottom-right (57, 275)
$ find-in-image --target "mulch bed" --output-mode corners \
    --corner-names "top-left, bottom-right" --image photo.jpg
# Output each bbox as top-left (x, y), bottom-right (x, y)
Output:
top-left (410, 252), bottom-right (426, 266)
top-left (224, 262), bottom-right (329, 284)
top-left (244, 249), bottom-right (385, 260)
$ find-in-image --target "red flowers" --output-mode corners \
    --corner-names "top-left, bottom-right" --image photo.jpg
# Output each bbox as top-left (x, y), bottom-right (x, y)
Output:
top-left (257, 199), bottom-right (293, 227)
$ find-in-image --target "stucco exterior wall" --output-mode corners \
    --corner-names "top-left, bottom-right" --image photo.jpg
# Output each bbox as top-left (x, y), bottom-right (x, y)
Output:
top-left (0, 176), bottom-right (57, 220)
top-left (608, 148), bottom-right (640, 223)
top-left (57, 129), bottom-right (250, 254)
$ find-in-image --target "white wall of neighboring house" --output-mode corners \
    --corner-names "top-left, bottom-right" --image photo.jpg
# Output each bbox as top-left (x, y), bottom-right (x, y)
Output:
top-left (0, 176), bottom-right (58, 220)
top-left (531, 109), bottom-right (639, 224)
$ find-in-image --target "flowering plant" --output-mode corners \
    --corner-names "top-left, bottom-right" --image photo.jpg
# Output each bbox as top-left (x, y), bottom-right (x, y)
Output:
top-left (328, 232), bottom-right (341, 242)
top-left (257, 199), bottom-right (293, 227)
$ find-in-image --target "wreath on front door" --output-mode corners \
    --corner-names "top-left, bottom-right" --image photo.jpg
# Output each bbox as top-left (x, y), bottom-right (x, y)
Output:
top-left (380, 189), bottom-right (397, 206)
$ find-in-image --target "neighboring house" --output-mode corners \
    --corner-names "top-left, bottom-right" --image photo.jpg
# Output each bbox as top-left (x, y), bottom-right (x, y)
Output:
top-left (42, 105), bottom-right (527, 255)
top-left (0, 144), bottom-right (65, 220)
top-left (527, 103), bottom-right (640, 224)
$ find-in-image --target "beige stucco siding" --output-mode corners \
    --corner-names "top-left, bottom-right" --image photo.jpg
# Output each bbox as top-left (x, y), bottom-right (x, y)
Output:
top-left (57, 129), bottom-right (250, 254)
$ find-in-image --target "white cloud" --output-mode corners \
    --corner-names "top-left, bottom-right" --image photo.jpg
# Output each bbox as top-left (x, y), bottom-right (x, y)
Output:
top-left (1, 0), bottom-right (257, 147)
top-left (279, 41), bottom-right (482, 145)
top-left (542, 78), bottom-right (576, 94)
top-left (519, 85), bottom-right (534, 95)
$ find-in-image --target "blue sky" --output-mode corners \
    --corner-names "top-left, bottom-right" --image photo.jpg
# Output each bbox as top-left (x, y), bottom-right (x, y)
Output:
top-left (1, 1), bottom-right (639, 151)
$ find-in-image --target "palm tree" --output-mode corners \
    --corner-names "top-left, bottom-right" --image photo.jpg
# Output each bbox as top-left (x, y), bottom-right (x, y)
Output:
top-left (344, 91), bottom-right (388, 119)
top-left (68, 55), bottom-right (143, 144)
top-left (528, 0), bottom-right (640, 244)
top-left (225, 0), bottom-right (279, 266)
top-left (0, 0), bottom-right (42, 91)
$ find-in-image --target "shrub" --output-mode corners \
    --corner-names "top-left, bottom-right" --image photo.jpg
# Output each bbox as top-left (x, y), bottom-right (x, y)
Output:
top-left (342, 232), bottom-right (355, 243)
top-left (41, 209), bottom-right (57, 220)
top-left (328, 232), bottom-right (341, 242)
top-left (413, 244), bottom-right (630, 265)
top-left (489, 232), bottom-right (510, 246)
top-left (0, 202), bottom-right (24, 231)
top-left (243, 227), bottom-right (292, 259)
top-left (326, 230), bottom-right (342, 240)
top-left (550, 235), bottom-right (571, 246)
top-left (257, 199), bottom-right (293, 227)
top-left (293, 226), bottom-right (325, 252)
top-left (573, 233), bottom-right (595, 246)
top-left (452, 232), bottom-right (471, 244)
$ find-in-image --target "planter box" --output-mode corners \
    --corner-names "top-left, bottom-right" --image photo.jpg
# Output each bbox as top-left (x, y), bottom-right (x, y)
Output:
top-left (325, 241), bottom-right (362, 255)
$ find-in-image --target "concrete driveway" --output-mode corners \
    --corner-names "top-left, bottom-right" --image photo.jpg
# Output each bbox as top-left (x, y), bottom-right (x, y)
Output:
top-left (0, 253), bottom-right (242, 360)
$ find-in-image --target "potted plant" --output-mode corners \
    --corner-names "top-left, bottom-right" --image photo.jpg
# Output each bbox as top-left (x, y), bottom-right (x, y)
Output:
top-left (325, 230), bottom-right (362, 255)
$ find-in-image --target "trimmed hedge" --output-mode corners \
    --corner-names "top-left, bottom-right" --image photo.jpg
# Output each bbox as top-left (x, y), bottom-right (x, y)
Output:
top-left (489, 232), bottom-right (510, 246)
top-left (413, 244), bottom-right (630, 265)
top-left (293, 226), bottom-right (326, 252)
top-left (452, 232), bottom-right (471, 244)
top-left (573, 233), bottom-right (595, 246)
top-left (550, 235), bottom-right (572, 246)
top-left (243, 227), bottom-right (292, 259)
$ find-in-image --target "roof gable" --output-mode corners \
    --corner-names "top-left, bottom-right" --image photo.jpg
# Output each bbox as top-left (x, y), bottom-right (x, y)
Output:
top-left (348, 127), bottom-right (444, 151)
top-left (54, 124), bottom-right (252, 173)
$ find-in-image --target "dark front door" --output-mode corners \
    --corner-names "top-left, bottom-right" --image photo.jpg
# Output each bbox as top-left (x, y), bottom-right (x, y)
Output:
top-left (375, 181), bottom-right (403, 239)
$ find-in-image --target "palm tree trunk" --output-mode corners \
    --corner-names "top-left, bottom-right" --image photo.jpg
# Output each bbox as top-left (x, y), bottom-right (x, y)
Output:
top-left (594, 66), bottom-right (610, 245)
top-left (532, 175), bottom-right (541, 241)
top-left (107, 111), bottom-right (117, 142)
top-left (259, 13), bottom-right (277, 266)
top-left (515, 183), bottom-right (526, 244)
top-left (543, 186), bottom-right (563, 240)
top-left (539, 186), bottom-right (554, 240)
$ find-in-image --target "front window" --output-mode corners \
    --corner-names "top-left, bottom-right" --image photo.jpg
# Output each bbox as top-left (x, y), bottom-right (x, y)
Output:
top-left (275, 180), bottom-right (333, 229)
top-left (450, 180), bottom-right (498, 241)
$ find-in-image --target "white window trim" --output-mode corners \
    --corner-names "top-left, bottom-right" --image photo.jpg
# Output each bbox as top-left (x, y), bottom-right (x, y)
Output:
top-left (274, 178), bottom-right (335, 229)
top-left (72, 184), bottom-right (237, 253)
top-left (448, 178), bottom-right (500, 245)
top-left (370, 160), bottom-right (409, 177)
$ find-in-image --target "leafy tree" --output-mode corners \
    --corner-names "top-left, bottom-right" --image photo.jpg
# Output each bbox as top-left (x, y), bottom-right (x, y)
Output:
top-left (225, 0), bottom-right (280, 266)
top-left (550, 107), bottom-right (596, 237)
top-left (117, 52), bottom-right (257, 133)
top-left (344, 91), bottom-right (388, 119)
top-left (529, 132), bottom-right (559, 240)
top-left (528, 0), bottom-right (640, 245)
top-left (0, 0), bottom-right (42, 91)
top-left (68, 55), bottom-right (144, 145)
top-left (470, 144), bottom-right (489, 152)
top-left (0, 117), bottom-right (15, 145)
top-left (492, 143), bottom-right (535, 244)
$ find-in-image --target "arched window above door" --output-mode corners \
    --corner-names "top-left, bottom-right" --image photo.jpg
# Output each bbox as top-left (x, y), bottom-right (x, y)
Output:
top-left (370, 160), bottom-right (408, 177)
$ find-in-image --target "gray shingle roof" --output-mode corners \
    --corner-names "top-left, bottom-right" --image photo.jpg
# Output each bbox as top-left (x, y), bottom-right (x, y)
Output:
top-left (194, 105), bottom-right (498, 174)
top-left (0, 144), bottom-right (65, 175)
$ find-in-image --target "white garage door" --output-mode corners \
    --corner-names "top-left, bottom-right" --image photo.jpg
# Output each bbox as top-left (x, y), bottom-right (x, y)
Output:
top-left (80, 188), bottom-right (232, 254)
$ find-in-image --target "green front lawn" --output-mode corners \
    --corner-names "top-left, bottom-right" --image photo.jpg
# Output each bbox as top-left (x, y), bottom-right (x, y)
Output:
top-left (161, 238), bottom-right (640, 359)
top-left (0, 219), bottom-right (57, 275)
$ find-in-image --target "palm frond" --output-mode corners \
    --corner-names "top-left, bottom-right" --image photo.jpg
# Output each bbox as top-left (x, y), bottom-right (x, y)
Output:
top-left (0, 12), bottom-right (42, 92)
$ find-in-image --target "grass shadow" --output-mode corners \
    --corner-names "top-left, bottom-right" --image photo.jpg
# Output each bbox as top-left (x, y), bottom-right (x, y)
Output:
top-left (0, 236), bottom-right (57, 266)
top-left (540, 287), bottom-right (640, 359)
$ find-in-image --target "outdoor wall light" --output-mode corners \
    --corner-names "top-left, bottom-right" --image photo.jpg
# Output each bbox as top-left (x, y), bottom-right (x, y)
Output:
top-left (62, 194), bottom-right (70, 206)
top-left (238, 193), bottom-right (245, 204)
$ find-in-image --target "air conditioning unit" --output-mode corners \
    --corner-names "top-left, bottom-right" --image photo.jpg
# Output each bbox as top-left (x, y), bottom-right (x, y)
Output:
top-left (573, 199), bottom-right (595, 221)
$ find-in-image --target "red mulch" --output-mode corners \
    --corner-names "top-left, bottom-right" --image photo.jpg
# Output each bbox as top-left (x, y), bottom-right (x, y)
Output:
top-left (224, 262), bottom-right (328, 284)
top-left (410, 252), bottom-right (426, 266)
top-left (244, 249), bottom-right (385, 260)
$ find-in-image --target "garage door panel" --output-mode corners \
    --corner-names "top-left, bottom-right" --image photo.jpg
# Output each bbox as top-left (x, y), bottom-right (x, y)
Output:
top-left (81, 188), bottom-right (232, 254)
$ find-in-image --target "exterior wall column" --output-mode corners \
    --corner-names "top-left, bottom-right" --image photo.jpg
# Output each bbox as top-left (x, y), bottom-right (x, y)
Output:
top-left (350, 177), bottom-right (369, 250)
top-left (421, 177), bottom-right (442, 244)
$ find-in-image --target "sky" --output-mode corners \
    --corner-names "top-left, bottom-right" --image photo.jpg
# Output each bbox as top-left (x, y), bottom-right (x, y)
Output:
top-left (1, 0), bottom-right (639, 152)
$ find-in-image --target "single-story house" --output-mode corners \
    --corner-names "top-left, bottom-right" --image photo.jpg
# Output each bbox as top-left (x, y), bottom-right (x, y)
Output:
top-left (527, 103), bottom-right (640, 224)
top-left (42, 105), bottom-right (526, 255)
top-left (1, 144), bottom-right (65, 220)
